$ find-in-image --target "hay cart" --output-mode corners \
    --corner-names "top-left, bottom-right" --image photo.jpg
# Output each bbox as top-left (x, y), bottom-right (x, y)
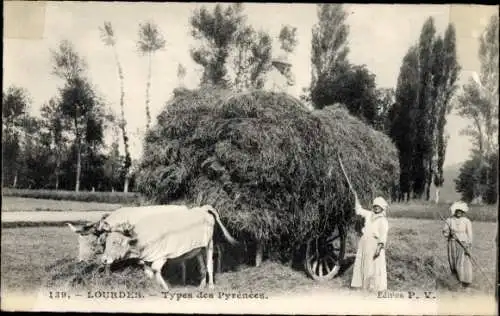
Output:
top-left (303, 160), bottom-right (350, 282)
top-left (303, 222), bottom-right (347, 281)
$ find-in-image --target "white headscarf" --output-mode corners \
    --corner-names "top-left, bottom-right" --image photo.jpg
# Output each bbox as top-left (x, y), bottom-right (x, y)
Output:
top-left (372, 196), bottom-right (389, 211)
top-left (450, 201), bottom-right (469, 216)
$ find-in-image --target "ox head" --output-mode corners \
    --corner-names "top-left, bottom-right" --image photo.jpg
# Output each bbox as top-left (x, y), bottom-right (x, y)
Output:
top-left (101, 222), bottom-right (139, 265)
top-left (67, 214), bottom-right (110, 262)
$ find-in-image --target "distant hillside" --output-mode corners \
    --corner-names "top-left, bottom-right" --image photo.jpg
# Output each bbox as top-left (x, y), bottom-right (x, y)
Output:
top-left (430, 162), bottom-right (462, 203)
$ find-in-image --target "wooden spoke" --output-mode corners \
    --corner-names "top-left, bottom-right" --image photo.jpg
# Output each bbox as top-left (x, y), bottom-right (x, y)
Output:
top-left (304, 225), bottom-right (346, 282)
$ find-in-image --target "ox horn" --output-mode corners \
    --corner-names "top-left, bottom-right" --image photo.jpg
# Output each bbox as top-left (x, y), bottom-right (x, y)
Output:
top-left (66, 223), bottom-right (80, 233)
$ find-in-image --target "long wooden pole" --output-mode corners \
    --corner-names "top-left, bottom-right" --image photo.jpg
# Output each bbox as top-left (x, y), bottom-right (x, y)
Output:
top-left (338, 153), bottom-right (355, 195)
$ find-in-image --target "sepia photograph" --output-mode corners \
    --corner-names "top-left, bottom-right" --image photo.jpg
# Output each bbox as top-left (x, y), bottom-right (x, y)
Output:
top-left (2, 2), bottom-right (498, 314)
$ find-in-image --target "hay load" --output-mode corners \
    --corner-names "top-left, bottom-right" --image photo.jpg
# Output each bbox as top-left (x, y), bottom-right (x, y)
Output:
top-left (136, 88), bottom-right (399, 259)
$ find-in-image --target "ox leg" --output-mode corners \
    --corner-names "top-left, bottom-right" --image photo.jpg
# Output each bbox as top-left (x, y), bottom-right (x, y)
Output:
top-left (152, 259), bottom-right (169, 291)
top-left (215, 244), bottom-right (223, 273)
top-left (197, 253), bottom-right (207, 288)
top-left (206, 239), bottom-right (215, 289)
top-left (144, 265), bottom-right (154, 279)
top-left (139, 260), bottom-right (154, 279)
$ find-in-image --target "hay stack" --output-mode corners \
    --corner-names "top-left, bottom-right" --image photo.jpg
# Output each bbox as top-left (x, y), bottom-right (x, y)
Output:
top-left (137, 88), bottom-right (399, 258)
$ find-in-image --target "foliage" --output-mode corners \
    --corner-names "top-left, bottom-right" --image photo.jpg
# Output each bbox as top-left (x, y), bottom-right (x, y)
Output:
top-left (50, 40), bottom-right (87, 81)
top-left (390, 18), bottom-right (460, 202)
top-left (190, 3), bottom-right (245, 87)
top-left (136, 88), bottom-right (399, 260)
top-left (137, 21), bottom-right (166, 131)
top-left (311, 62), bottom-right (379, 126)
top-left (374, 87), bottom-right (395, 133)
top-left (310, 4), bottom-right (350, 91)
top-left (278, 25), bottom-right (298, 54)
top-left (2, 188), bottom-right (142, 204)
top-left (433, 25), bottom-right (460, 194)
top-left (455, 14), bottom-right (498, 203)
top-left (455, 152), bottom-right (498, 204)
top-left (456, 14), bottom-right (499, 158)
top-left (2, 86), bottom-right (32, 187)
top-left (189, 3), bottom-right (293, 92)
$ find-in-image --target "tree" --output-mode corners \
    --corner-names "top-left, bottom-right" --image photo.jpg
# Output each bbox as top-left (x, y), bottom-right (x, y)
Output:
top-left (412, 17), bottom-right (436, 200)
top-left (456, 14), bottom-right (499, 202)
top-left (247, 31), bottom-right (273, 89)
top-left (103, 121), bottom-right (123, 192)
top-left (431, 24), bottom-right (460, 203)
top-left (310, 4), bottom-right (350, 93)
top-left (137, 21), bottom-right (166, 131)
top-left (40, 97), bottom-right (69, 189)
top-left (18, 116), bottom-right (55, 189)
top-left (390, 45), bottom-right (420, 202)
top-left (276, 25), bottom-right (298, 86)
top-left (51, 40), bottom-right (87, 81)
top-left (190, 3), bottom-right (245, 87)
top-left (311, 62), bottom-right (379, 125)
top-left (2, 86), bottom-right (31, 187)
top-left (58, 76), bottom-right (103, 192)
top-left (100, 21), bottom-right (133, 192)
top-left (278, 25), bottom-right (298, 54)
top-left (189, 3), bottom-right (279, 92)
top-left (374, 87), bottom-right (395, 133)
top-left (232, 25), bottom-right (255, 91)
top-left (51, 40), bottom-right (89, 192)
top-left (455, 151), bottom-right (498, 204)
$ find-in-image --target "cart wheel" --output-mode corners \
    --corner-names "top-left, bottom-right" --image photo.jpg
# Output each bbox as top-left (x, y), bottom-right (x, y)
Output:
top-left (304, 225), bottom-right (346, 281)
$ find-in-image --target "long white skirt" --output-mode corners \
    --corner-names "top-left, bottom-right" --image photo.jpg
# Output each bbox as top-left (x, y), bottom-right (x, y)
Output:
top-left (351, 235), bottom-right (387, 291)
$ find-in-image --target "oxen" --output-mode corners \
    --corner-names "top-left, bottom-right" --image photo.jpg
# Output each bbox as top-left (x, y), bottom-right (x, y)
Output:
top-left (100, 205), bottom-right (237, 290)
top-left (67, 205), bottom-right (190, 262)
top-left (68, 204), bottom-right (211, 284)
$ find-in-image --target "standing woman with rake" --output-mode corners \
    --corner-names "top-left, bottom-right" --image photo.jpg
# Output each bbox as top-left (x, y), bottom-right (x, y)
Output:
top-left (443, 201), bottom-right (473, 289)
top-left (350, 194), bottom-right (390, 292)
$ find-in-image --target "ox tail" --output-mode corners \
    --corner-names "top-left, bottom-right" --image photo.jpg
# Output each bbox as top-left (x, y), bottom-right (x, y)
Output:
top-left (206, 208), bottom-right (238, 246)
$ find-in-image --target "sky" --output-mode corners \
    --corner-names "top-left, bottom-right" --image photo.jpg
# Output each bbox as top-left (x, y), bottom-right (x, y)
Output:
top-left (3, 2), bottom-right (498, 167)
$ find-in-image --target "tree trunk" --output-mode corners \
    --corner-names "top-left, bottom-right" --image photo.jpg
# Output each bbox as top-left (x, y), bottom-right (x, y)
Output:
top-left (434, 187), bottom-right (440, 204)
top-left (55, 154), bottom-right (61, 190)
top-left (13, 172), bottom-right (18, 188)
top-left (425, 181), bottom-right (431, 201)
top-left (145, 52), bottom-right (152, 131)
top-left (75, 142), bottom-right (81, 192)
top-left (113, 46), bottom-right (131, 189)
top-left (255, 241), bottom-right (263, 267)
top-left (124, 176), bottom-right (130, 193)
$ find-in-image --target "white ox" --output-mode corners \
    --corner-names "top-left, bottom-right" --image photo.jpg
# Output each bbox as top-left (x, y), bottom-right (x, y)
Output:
top-left (100, 205), bottom-right (237, 290)
top-left (67, 205), bottom-right (190, 262)
top-left (68, 204), bottom-right (213, 284)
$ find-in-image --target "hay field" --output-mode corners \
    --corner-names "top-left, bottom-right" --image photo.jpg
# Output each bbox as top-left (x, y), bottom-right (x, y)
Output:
top-left (1, 217), bottom-right (497, 297)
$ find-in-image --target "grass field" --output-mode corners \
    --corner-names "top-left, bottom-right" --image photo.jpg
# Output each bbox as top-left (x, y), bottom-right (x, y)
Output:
top-left (1, 196), bottom-right (122, 212)
top-left (1, 218), bottom-right (497, 297)
top-left (1, 196), bottom-right (497, 298)
top-left (2, 188), bottom-right (141, 204)
top-left (388, 201), bottom-right (498, 222)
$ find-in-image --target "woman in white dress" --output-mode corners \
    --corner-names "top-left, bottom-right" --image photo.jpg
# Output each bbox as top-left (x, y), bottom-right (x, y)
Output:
top-left (351, 194), bottom-right (389, 292)
top-left (443, 201), bottom-right (473, 288)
